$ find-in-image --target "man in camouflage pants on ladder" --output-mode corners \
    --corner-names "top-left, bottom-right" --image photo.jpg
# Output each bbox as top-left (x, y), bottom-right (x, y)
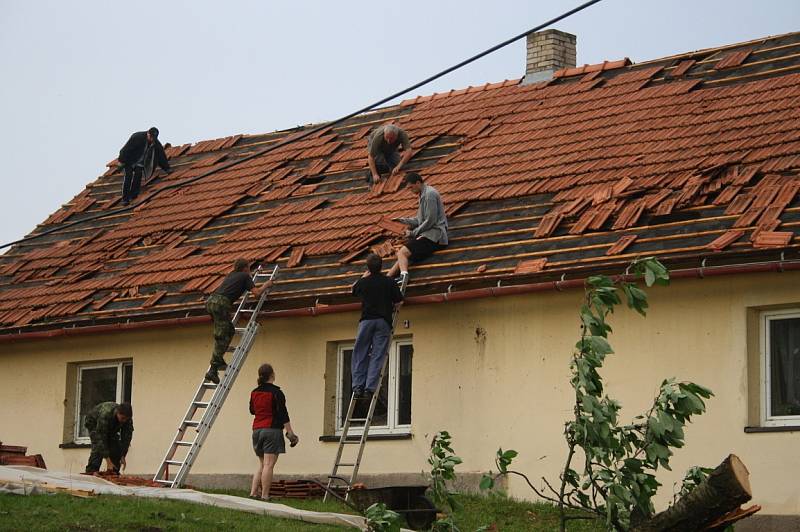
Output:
top-left (204, 259), bottom-right (272, 384)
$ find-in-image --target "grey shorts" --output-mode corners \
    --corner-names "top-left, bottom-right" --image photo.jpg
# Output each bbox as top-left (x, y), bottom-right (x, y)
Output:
top-left (252, 428), bottom-right (285, 456)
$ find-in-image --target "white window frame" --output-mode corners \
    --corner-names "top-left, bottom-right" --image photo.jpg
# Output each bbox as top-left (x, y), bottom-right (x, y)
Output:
top-left (74, 361), bottom-right (133, 443)
top-left (335, 339), bottom-right (412, 436)
top-left (761, 309), bottom-right (800, 427)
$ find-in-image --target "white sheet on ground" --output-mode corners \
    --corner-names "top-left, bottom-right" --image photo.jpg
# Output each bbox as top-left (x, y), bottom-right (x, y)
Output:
top-left (0, 465), bottom-right (405, 530)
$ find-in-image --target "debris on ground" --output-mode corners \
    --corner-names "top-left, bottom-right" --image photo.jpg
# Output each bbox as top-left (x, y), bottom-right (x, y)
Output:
top-left (82, 471), bottom-right (162, 487)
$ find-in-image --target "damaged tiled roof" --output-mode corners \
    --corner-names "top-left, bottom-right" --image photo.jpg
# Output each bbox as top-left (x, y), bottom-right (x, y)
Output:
top-left (3, 31), bottom-right (800, 334)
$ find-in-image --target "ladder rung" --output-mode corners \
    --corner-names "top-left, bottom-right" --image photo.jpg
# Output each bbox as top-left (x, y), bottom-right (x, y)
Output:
top-left (348, 418), bottom-right (367, 422)
top-left (165, 460), bottom-right (183, 466)
top-left (202, 382), bottom-right (218, 388)
top-left (183, 420), bottom-right (200, 427)
top-left (154, 479), bottom-right (174, 485)
top-left (342, 440), bottom-right (360, 444)
top-left (336, 462), bottom-right (356, 467)
top-left (239, 309), bottom-right (255, 314)
top-left (175, 441), bottom-right (193, 446)
top-left (235, 327), bottom-right (247, 333)
top-left (193, 401), bottom-right (210, 407)
top-left (225, 346), bottom-right (238, 352)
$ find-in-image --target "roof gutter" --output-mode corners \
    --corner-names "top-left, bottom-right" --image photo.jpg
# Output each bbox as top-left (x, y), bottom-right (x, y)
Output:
top-left (2, 258), bottom-right (799, 344)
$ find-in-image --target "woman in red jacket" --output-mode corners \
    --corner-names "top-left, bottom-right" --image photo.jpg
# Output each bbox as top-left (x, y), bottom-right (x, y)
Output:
top-left (249, 363), bottom-right (299, 500)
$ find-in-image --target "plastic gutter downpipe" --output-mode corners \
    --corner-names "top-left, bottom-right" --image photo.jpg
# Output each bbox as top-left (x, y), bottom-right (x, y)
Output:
top-left (2, 258), bottom-right (799, 344)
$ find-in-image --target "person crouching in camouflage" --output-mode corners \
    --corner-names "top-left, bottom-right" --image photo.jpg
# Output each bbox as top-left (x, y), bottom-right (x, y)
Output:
top-left (204, 259), bottom-right (273, 384)
top-left (84, 402), bottom-right (133, 474)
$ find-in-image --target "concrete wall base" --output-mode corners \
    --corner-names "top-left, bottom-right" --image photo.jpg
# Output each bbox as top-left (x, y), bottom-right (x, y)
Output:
top-left (184, 471), bottom-right (491, 493)
top-left (734, 515), bottom-right (800, 532)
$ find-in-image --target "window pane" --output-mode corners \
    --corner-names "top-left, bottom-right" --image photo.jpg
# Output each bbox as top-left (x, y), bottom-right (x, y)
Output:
top-left (339, 349), bottom-right (353, 426)
top-left (339, 348), bottom-right (389, 428)
top-left (78, 367), bottom-right (118, 438)
top-left (769, 317), bottom-right (800, 417)
top-left (397, 344), bottom-right (413, 425)
top-left (122, 363), bottom-right (133, 404)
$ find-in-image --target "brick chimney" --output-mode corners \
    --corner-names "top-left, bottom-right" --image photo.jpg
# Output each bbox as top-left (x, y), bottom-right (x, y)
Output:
top-left (523, 29), bottom-right (577, 84)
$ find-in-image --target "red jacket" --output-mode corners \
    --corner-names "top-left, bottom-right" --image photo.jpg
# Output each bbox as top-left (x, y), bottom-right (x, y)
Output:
top-left (249, 383), bottom-right (290, 430)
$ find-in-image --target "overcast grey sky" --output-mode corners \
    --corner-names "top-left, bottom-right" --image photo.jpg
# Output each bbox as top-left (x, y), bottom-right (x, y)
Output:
top-left (1, 0), bottom-right (798, 248)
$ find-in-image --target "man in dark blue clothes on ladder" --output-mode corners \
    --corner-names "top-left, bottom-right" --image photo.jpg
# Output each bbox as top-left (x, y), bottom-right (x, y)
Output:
top-left (350, 253), bottom-right (404, 404)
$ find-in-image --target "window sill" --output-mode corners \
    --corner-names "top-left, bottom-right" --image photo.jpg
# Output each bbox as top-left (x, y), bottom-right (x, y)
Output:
top-left (319, 433), bottom-right (412, 443)
top-left (59, 442), bottom-right (91, 449)
top-left (744, 425), bottom-right (800, 433)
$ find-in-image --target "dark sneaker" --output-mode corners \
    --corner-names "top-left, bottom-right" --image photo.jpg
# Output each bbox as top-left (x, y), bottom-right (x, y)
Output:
top-left (205, 370), bottom-right (220, 384)
top-left (352, 387), bottom-right (364, 399)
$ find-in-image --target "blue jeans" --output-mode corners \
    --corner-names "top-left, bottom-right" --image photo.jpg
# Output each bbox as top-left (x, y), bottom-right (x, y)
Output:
top-left (351, 319), bottom-right (392, 392)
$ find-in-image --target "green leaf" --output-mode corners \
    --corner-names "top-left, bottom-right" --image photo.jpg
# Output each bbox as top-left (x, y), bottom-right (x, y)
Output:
top-left (479, 475), bottom-right (494, 491)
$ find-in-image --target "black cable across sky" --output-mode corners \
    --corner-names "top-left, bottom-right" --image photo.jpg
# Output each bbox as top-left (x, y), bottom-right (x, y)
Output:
top-left (0, 0), bottom-right (604, 251)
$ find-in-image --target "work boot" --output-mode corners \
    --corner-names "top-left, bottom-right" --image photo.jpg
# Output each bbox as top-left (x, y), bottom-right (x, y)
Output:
top-left (396, 272), bottom-right (409, 287)
top-left (204, 369), bottom-right (220, 384)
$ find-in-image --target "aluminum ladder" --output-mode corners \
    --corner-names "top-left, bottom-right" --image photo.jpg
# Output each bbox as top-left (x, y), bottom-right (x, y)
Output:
top-left (153, 264), bottom-right (279, 488)
top-left (324, 274), bottom-right (409, 501)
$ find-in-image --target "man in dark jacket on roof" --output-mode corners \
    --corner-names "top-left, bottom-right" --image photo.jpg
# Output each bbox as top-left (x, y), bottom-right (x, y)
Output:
top-left (84, 401), bottom-right (133, 474)
top-left (118, 127), bottom-right (171, 205)
top-left (350, 253), bottom-right (404, 401)
top-left (204, 259), bottom-right (273, 384)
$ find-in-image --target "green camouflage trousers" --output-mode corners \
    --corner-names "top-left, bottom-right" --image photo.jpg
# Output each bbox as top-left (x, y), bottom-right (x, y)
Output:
top-left (206, 293), bottom-right (234, 370)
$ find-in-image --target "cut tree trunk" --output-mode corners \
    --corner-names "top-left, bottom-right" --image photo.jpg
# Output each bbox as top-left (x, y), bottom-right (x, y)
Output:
top-left (631, 454), bottom-right (752, 532)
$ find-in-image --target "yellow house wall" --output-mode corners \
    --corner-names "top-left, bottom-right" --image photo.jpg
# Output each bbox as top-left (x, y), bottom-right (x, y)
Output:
top-left (1, 271), bottom-right (799, 514)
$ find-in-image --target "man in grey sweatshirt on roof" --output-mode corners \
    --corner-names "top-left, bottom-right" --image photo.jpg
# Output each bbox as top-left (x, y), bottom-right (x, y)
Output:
top-left (387, 172), bottom-right (448, 281)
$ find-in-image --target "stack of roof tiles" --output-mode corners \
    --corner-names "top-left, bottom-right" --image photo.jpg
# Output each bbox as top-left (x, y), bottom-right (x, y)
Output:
top-left (0, 443), bottom-right (47, 469)
top-left (267, 480), bottom-right (326, 499)
top-left (1, 31), bottom-right (800, 334)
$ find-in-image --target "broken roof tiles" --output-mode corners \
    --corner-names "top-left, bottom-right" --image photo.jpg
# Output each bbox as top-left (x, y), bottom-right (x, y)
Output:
top-left (2, 32), bottom-right (800, 333)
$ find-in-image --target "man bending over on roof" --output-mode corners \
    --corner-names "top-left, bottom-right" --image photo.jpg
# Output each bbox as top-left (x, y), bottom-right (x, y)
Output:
top-left (118, 127), bottom-right (171, 206)
top-left (350, 254), bottom-right (404, 404)
top-left (84, 401), bottom-right (133, 474)
top-left (387, 172), bottom-right (448, 282)
top-left (367, 124), bottom-right (412, 185)
top-left (205, 259), bottom-right (273, 384)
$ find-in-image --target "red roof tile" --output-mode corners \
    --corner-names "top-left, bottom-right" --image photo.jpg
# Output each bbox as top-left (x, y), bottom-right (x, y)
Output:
top-left (514, 258), bottom-right (548, 274)
top-left (752, 231), bottom-right (793, 248)
top-left (606, 235), bottom-right (637, 256)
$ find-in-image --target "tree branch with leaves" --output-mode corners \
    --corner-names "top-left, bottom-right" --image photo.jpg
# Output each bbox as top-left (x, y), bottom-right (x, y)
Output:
top-left (482, 258), bottom-right (716, 531)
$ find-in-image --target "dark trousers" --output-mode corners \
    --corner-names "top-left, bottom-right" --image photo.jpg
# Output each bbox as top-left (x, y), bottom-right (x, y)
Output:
top-left (206, 294), bottom-right (234, 370)
top-left (122, 164), bottom-right (144, 203)
top-left (367, 150), bottom-right (401, 184)
top-left (85, 432), bottom-right (122, 473)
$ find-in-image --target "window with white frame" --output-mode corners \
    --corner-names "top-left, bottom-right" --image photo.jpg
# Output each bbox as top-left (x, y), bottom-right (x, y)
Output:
top-left (336, 340), bottom-right (412, 434)
top-left (75, 361), bottom-right (133, 441)
top-left (762, 310), bottom-right (800, 426)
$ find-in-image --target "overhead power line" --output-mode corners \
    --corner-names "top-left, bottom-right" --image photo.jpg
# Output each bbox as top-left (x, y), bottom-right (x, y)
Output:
top-left (0, 0), bottom-right (604, 251)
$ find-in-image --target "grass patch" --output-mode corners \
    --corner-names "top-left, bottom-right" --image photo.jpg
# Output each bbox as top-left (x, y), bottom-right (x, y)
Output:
top-left (453, 492), bottom-right (603, 531)
top-left (0, 492), bottom-right (351, 531)
top-left (0, 490), bottom-right (603, 531)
